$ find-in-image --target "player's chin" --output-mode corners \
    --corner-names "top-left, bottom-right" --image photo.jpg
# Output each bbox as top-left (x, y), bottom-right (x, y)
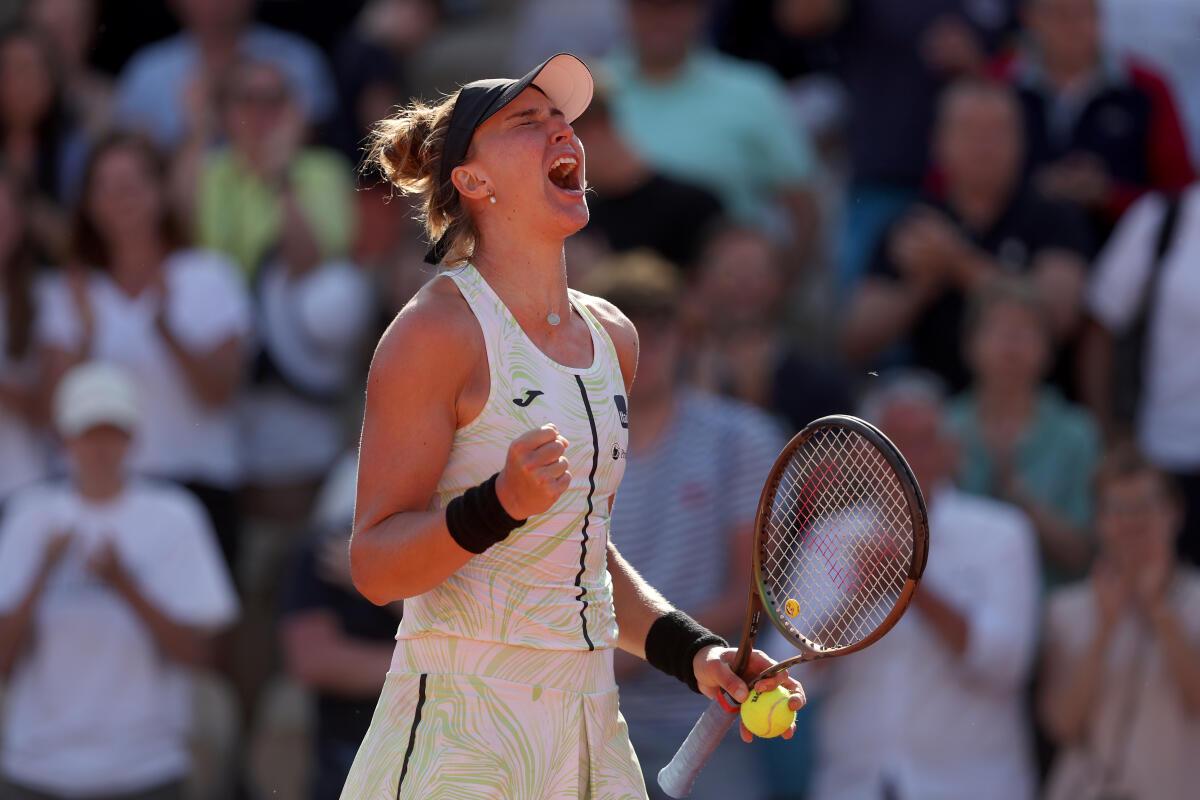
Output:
top-left (543, 187), bottom-right (589, 227)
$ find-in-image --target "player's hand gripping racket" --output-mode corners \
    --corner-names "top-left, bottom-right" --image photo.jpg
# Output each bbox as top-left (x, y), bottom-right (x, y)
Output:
top-left (658, 415), bottom-right (929, 798)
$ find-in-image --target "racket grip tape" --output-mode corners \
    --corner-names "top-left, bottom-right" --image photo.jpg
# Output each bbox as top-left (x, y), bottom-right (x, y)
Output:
top-left (657, 698), bottom-right (739, 798)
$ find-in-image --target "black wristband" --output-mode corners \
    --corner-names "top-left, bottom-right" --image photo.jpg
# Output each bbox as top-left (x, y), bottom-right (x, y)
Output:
top-left (645, 610), bottom-right (728, 694)
top-left (445, 473), bottom-right (527, 554)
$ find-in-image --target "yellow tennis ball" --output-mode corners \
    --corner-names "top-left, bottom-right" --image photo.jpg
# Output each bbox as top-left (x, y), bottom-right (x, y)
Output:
top-left (739, 685), bottom-right (796, 739)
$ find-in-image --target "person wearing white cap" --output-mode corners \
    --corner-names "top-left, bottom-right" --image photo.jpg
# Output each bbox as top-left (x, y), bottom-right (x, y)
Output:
top-left (340, 54), bottom-right (803, 799)
top-left (0, 363), bottom-right (239, 800)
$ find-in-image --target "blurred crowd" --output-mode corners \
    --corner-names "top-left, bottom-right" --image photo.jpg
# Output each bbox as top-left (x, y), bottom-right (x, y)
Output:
top-left (0, 0), bottom-right (1197, 799)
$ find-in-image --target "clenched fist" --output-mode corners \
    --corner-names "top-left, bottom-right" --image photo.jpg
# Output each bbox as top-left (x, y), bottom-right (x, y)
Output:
top-left (495, 424), bottom-right (571, 520)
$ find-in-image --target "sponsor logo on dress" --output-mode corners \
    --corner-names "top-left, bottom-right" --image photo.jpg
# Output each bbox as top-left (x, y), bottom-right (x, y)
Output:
top-left (513, 389), bottom-right (544, 407)
top-left (613, 395), bottom-right (629, 428)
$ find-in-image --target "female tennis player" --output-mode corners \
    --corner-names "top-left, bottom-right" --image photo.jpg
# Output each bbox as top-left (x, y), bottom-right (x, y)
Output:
top-left (342, 54), bottom-right (805, 799)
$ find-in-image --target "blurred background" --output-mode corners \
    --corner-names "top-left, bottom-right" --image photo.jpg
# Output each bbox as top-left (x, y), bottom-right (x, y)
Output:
top-left (0, 0), bottom-right (1197, 799)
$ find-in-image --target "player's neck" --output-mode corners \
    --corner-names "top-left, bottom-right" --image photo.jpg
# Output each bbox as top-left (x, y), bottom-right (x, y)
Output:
top-left (473, 239), bottom-right (569, 328)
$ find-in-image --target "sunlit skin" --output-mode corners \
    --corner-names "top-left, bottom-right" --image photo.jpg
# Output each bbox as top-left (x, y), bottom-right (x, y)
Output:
top-left (351, 81), bottom-right (808, 743)
top-left (450, 87), bottom-right (590, 247)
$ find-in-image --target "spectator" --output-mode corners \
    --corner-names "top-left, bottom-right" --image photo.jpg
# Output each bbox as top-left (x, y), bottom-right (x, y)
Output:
top-left (26, 0), bottom-right (112, 137)
top-left (571, 78), bottom-right (723, 272)
top-left (0, 24), bottom-right (87, 253)
top-left (606, 0), bottom-right (817, 246)
top-left (1102, 0), bottom-right (1200, 166)
top-left (113, 0), bottom-right (336, 149)
top-left (713, 0), bottom-right (830, 83)
top-left (842, 79), bottom-right (1091, 392)
top-left (995, 0), bottom-right (1195, 228)
top-left (0, 362), bottom-right (238, 800)
top-left (280, 452), bottom-right (401, 800)
top-left (688, 224), bottom-right (854, 434)
top-left (329, 0), bottom-right (438, 268)
top-left (776, 0), bottom-right (1018, 292)
top-left (193, 59), bottom-right (355, 278)
top-left (949, 278), bottom-right (1099, 587)
top-left (584, 252), bottom-right (785, 799)
top-left (811, 371), bottom-right (1040, 800)
top-left (38, 134), bottom-right (251, 565)
top-left (0, 168), bottom-right (48, 505)
top-left (1080, 182), bottom-right (1200, 564)
top-left (189, 58), bottom-right (369, 524)
top-left (512, 0), bottom-right (627, 68)
top-left (1040, 444), bottom-right (1200, 800)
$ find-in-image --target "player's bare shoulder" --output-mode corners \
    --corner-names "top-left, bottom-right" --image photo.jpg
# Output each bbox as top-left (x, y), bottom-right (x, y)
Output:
top-left (571, 290), bottom-right (639, 390)
top-left (369, 273), bottom-right (484, 393)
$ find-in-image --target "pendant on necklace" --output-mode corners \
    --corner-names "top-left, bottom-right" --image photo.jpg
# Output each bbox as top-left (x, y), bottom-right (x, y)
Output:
top-left (547, 312), bottom-right (561, 326)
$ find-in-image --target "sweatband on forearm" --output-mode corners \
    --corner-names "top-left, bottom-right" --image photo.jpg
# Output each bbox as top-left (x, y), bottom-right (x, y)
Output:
top-left (444, 473), bottom-right (526, 554)
top-left (645, 610), bottom-right (728, 694)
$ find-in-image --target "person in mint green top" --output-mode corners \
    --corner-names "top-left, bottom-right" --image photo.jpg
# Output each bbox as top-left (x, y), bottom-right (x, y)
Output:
top-left (195, 59), bottom-right (355, 277)
top-left (605, 0), bottom-right (815, 243)
top-left (948, 278), bottom-right (1101, 588)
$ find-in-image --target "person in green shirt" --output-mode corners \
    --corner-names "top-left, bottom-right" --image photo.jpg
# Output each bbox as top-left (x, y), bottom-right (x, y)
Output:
top-left (605, 0), bottom-right (817, 249)
top-left (949, 277), bottom-right (1101, 588)
top-left (195, 58), bottom-right (355, 278)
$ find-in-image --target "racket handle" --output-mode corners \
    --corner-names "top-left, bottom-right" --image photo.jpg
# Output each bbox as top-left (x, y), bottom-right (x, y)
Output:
top-left (657, 698), bottom-right (738, 798)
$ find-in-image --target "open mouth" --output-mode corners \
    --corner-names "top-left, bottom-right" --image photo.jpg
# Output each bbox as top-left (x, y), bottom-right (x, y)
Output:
top-left (547, 155), bottom-right (583, 193)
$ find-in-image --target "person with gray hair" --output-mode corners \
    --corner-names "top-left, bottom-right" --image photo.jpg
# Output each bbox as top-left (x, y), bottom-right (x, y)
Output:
top-left (809, 370), bottom-right (1041, 800)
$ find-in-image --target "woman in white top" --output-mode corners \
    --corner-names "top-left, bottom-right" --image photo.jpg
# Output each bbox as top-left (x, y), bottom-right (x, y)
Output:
top-left (38, 134), bottom-right (251, 564)
top-left (343, 54), bottom-right (804, 800)
top-left (0, 167), bottom-right (49, 503)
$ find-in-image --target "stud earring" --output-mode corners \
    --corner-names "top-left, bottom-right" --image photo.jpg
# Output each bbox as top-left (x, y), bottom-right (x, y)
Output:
top-left (488, 191), bottom-right (497, 205)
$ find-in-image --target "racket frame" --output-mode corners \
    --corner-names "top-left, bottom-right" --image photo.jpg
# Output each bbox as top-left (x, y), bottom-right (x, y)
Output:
top-left (747, 414), bottom-right (929, 681)
top-left (659, 414), bottom-right (930, 798)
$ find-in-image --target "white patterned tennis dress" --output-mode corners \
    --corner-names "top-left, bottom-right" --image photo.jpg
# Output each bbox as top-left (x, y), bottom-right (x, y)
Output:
top-left (340, 264), bottom-right (646, 800)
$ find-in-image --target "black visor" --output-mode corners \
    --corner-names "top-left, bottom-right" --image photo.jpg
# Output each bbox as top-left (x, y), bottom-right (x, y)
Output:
top-left (424, 53), bottom-right (594, 264)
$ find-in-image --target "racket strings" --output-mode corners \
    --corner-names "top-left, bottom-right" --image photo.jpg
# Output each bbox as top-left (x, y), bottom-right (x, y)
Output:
top-left (760, 428), bottom-right (914, 652)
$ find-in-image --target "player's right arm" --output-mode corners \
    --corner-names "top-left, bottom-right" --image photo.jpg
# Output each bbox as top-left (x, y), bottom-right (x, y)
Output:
top-left (350, 280), bottom-right (568, 605)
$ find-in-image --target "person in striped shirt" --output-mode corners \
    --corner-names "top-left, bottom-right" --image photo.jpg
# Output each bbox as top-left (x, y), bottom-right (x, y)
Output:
top-left (584, 252), bottom-right (788, 799)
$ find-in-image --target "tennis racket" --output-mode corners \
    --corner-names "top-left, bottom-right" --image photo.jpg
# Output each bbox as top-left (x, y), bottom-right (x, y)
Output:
top-left (658, 414), bottom-right (929, 798)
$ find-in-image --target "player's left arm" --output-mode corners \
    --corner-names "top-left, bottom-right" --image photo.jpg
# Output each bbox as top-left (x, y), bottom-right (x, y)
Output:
top-left (607, 540), bottom-right (802, 741)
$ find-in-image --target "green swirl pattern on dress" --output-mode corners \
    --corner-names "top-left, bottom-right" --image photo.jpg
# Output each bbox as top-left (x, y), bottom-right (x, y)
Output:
top-left (339, 639), bottom-right (648, 799)
top-left (398, 265), bottom-right (629, 652)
